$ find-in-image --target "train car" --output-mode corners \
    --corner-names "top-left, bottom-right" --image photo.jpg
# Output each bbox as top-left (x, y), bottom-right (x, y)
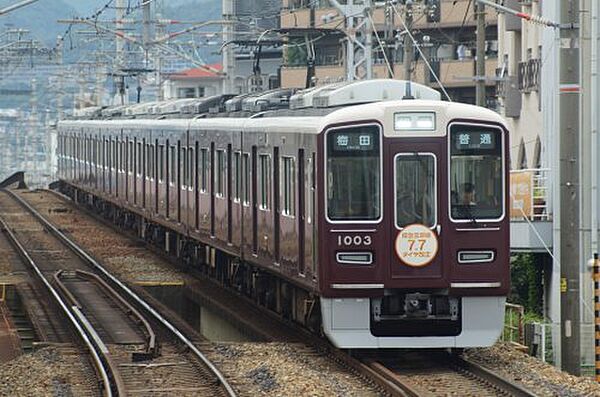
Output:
top-left (57, 79), bottom-right (509, 349)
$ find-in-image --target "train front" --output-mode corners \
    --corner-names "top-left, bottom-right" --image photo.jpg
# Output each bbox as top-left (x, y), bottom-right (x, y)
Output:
top-left (318, 100), bottom-right (510, 348)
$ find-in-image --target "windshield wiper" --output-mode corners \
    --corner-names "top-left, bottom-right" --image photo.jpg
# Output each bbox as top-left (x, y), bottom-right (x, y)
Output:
top-left (459, 204), bottom-right (478, 225)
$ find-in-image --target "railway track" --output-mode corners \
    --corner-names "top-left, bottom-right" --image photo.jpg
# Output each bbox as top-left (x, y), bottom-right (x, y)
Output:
top-left (0, 188), bottom-right (237, 397)
top-left (30, 188), bottom-right (540, 397)
top-left (361, 350), bottom-right (538, 397)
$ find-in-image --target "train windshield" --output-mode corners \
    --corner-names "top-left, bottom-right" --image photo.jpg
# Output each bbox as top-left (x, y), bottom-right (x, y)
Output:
top-left (450, 125), bottom-right (503, 221)
top-left (327, 125), bottom-right (381, 221)
top-left (395, 154), bottom-right (436, 228)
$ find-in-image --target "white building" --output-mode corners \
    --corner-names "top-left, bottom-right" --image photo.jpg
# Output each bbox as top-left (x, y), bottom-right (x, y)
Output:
top-left (162, 64), bottom-right (224, 100)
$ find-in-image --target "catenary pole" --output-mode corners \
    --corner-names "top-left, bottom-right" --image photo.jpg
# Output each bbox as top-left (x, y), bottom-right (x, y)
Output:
top-left (475, 0), bottom-right (486, 106)
top-left (559, 0), bottom-right (581, 376)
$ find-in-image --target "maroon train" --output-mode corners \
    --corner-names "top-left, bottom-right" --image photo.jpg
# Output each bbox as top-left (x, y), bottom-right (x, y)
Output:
top-left (57, 80), bottom-right (509, 348)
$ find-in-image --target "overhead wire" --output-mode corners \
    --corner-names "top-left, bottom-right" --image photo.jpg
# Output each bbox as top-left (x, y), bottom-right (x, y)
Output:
top-left (391, 3), bottom-right (452, 101)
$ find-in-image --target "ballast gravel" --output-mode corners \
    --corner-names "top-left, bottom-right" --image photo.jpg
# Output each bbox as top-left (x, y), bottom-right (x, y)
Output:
top-left (465, 342), bottom-right (600, 397)
top-left (207, 342), bottom-right (380, 397)
top-left (0, 346), bottom-right (97, 397)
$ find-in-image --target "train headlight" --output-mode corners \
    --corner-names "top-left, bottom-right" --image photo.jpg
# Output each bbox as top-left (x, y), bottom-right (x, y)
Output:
top-left (394, 112), bottom-right (436, 132)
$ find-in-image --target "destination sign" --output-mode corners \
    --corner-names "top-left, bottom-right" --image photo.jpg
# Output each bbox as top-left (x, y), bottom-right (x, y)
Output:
top-left (453, 130), bottom-right (497, 151)
top-left (330, 130), bottom-right (377, 152)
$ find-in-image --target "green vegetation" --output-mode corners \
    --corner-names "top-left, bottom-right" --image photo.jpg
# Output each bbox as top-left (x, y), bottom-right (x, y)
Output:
top-left (510, 253), bottom-right (544, 317)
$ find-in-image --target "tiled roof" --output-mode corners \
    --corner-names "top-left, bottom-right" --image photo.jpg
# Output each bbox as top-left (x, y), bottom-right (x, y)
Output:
top-left (170, 64), bottom-right (223, 80)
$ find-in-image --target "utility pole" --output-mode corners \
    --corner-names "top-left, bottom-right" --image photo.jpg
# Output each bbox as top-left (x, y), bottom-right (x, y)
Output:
top-left (56, 35), bottom-right (64, 120)
top-left (328, 0), bottom-right (373, 81)
top-left (384, 0), bottom-right (395, 78)
top-left (559, 0), bottom-right (581, 375)
top-left (475, 0), bottom-right (486, 107)
top-left (222, 0), bottom-right (235, 94)
top-left (115, 0), bottom-right (126, 105)
top-left (403, 0), bottom-right (414, 81)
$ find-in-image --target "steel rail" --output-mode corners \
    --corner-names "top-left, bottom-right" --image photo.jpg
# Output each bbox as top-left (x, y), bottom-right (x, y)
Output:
top-left (4, 189), bottom-right (238, 397)
top-left (452, 356), bottom-right (538, 397)
top-left (0, 216), bottom-right (114, 397)
top-left (72, 270), bottom-right (157, 356)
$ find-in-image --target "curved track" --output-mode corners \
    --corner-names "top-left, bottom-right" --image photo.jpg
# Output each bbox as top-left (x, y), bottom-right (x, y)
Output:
top-left (0, 189), bottom-right (237, 397)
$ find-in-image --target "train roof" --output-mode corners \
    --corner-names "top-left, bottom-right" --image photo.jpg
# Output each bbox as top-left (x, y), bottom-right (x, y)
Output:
top-left (61, 80), bottom-right (507, 135)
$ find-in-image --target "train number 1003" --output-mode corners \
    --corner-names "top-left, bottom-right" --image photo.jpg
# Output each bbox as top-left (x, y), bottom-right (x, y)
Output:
top-left (337, 235), bottom-right (372, 246)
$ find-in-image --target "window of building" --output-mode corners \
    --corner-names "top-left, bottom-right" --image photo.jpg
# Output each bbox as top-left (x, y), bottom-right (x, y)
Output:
top-left (178, 87), bottom-right (196, 98)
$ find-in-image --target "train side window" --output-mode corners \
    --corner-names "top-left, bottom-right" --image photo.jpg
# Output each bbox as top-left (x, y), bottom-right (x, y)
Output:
top-left (108, 139), bottom-right (115, 171)
top-left (200, 148), bottom-right (209, 192)
top-left (307, 154), bottom-right (315, 224)
top-left (137, 142), bottom-right (142, 176)
top-left (281, 156), bottom-right (295, 217)
top-left (216, 150), bottom-right (226, 197)
top-left (148, 144), bottom-right (155, 180)
top-left (233, 152), bottom-right (241, 202)
top-left (169, 145), bottom-right (176, 184)
top-left (103, 139), bottom-right (108, 169)
top-left (242, 153), bottom-right (250, 206)
top-left (258, 154), bottom-right (271, 210)
top-left (158, 145), bottom-right (165, 182)
top-left (188, 147), bottom-right (194, 189)
top-left (181, 147), bottom-right (188, 188)
top-left (128, 142), bottom-right (134, 173)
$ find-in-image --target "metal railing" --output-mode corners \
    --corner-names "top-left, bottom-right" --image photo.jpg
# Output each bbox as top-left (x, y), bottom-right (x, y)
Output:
top-left (502, 302), bottom-right (525, 345)
top-left (510, 168), bottom-right (551, 221)
top-left (517, 58), bottom-right (541, 92)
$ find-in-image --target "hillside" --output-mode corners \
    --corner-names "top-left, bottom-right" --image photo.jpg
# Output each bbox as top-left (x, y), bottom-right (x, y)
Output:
top-left (0, 0), bottom-right (222, 46)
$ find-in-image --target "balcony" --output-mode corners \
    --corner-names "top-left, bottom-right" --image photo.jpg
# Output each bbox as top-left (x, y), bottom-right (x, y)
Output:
top-left (282, 0), bottom-right (497, 31)
top-left (510, 169), bottom-right (552, 253)
top-left (280, 6), bottom-right (344, 30)
top-left (281, 58), bottom-right (498, 89)
top-left (518, 58), bottom-right (541, 93)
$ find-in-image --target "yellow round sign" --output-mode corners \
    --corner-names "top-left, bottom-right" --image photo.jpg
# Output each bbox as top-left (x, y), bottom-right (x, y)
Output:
top-left (395, 224), bottom-right (439, 267)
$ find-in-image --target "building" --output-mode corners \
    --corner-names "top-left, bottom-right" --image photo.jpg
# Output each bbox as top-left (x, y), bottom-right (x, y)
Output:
top-left (497, 0), bottom-right (544, 171)
top-left (223, 0), bottom-right (283, 94)
top-left (279, 0), bottom-right (499, 105)
top-left (163, 64), bottom-right (224, 100)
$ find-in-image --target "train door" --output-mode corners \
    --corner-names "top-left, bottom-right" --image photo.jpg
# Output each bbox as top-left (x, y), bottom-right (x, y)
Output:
top-left (273, 146), bottom-right (280, 262)
top-left (386, 142), bottom-right (445, 285)
top-left (252, 146), bottom-right (258, 253)
top-left (297, 149), bottom-right (305, 275)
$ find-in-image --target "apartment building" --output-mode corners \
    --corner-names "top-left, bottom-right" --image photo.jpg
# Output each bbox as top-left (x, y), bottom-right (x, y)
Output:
top-left (279, 0), bottom-right (499, 104)
top-left (497, 0), bottom-right (543, 170)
